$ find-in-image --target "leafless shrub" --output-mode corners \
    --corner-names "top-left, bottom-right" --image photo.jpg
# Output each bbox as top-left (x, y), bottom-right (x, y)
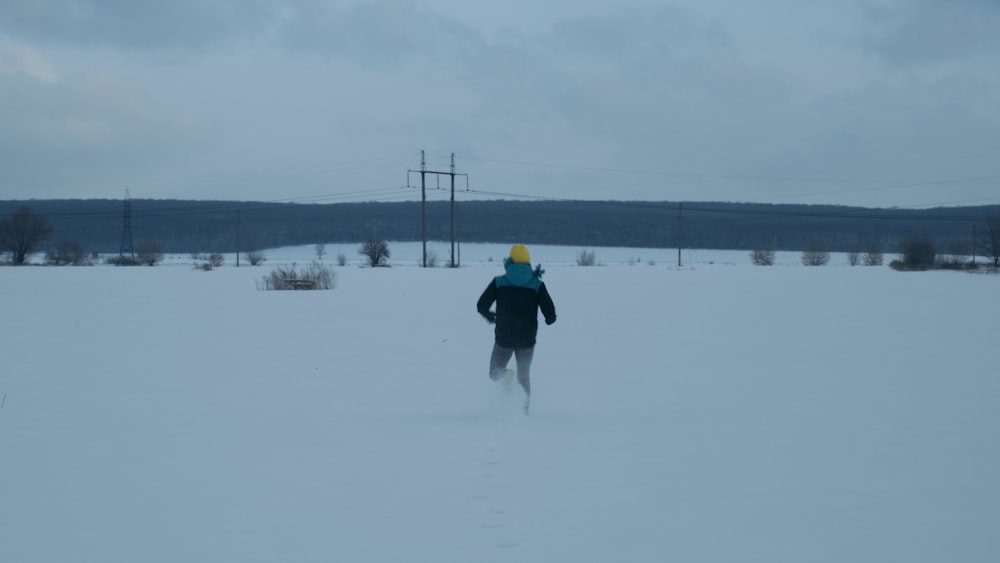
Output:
top-left (107, 255), bottom-right (140, 266)
top-left (891, 238), bottom-right (936, 271)
top-left (936, 258), bottom-right (967, 270)
top-left (847, 250), bottom-right (860, 266)
top-left (336, 252), bottom-right (347, 266)
top-left (209, 253), bottom-right (224, 267)
top-left (751, 248), bottom-right (775, 266)
top-left (259, 262), bottom-right (335, 291)
top-left (577, 249), bottom-right (597, 266)
top-left (46, 240), bottom-right (90, 266)
top-left (136, 241), bottom-right (165, 266)
top-left (863, 246), bottom-right (884, 266)
top-left (246, 250), bottom-right (266, 266)
top-left (801, 242), bottom-right (830, 266)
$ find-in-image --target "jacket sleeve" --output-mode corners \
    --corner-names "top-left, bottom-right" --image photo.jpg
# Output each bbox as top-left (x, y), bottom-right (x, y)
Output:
top-left (539, 283), bottom-right (556, 325)
top-left (476, 280), bottom-right (497, 320)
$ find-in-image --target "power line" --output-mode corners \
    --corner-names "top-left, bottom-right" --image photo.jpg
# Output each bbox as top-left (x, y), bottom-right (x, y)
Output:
top-left (24, 186), bottom-right (415, 219)
top-left (12, 148), bottom-right (996, 210)
top-left (459, 154), bottom-right (999, 204)
top-left (10, 154), bottom-right (413, 193)
top-left (748, 174), bottom-right (1000, 203)
top-left (462, 187), bottom-right (996, 222)
top-left (118, 190), bottom-right (135, 260)
top-left (461, 154), bottom-right (999, 187)
top-left (458, 155), bottom-right (855, 184)
top-left (408, 150), bottom-right (469, 267)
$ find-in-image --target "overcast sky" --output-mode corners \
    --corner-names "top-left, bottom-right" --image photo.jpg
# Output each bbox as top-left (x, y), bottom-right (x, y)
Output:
top-left (1, 0), bottom-right (998, 208)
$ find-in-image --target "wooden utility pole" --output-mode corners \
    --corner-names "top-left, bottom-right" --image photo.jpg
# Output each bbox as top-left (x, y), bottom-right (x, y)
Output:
top-left (119, 189), bottom-right (135, 261)
top-left (677, 202), bottom-right (683, 267)
top-left (236, 209), bottom-right (241, 267)
top-left (408, 150), bottom-right (468, 267)
top-left (450, 153), bottom-right (457, 267)
top-left (973, 224), bottom-right (977, 265)
top-left (420, 150), bottom-right (427, 267)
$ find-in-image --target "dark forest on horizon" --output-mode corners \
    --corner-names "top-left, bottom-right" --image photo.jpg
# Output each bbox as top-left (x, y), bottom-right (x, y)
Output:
top-left (2, 198), bottom-right (997, 257)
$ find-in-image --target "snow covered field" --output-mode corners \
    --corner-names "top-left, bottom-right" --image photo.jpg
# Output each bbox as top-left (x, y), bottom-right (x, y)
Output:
top-left (1, 243), bottom-right (997, 563)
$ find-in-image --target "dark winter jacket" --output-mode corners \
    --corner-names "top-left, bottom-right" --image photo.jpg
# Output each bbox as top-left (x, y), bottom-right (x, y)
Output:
top-left (477, 259), bottom-right (557, 349)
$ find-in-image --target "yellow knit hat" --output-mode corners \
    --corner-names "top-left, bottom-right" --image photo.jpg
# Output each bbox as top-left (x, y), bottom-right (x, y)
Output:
top-left (509, 244), bottom-right (531, 264)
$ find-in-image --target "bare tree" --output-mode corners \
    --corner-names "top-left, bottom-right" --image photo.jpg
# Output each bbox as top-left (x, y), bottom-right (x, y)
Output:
top-left (0, 207), bottom-right (53, 265)
top-left (359, 240), bottom-right (390, 267)
top-left (246, 249), bottom-right (266, 266)
top-left (979, 216), bottom-right (1000, 267)
top-left (315, 243), bottom-right (327, 261)
top-left (136, 241), bottom-right (165, 266)
top-left (750, 248), bottom-right (775, 266)
top-left (863, 245), bottom-right (884, 266)
top-left (847, 250), bottom-right (860, 266)
top-left (801, 242), bottom-right (830, 266)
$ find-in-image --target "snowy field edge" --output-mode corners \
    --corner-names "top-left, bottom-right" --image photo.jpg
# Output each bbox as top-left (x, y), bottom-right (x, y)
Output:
top-left (1, 244), bottom-right (997, 563)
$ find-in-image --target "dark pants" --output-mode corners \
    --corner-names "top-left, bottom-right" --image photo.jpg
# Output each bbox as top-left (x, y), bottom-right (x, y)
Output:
top-left (489, 343), bottom-right (534, 395)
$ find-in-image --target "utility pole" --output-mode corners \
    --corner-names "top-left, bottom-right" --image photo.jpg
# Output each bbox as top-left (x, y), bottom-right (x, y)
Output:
top-left (450, 153), bottom-right (457, 267)
top-left (119, 189), bottom-right (135, 262)
top-left (677, 202), bottom-right (683, 267)
top-left (236, 210), bottom-right (241, 267)
top-left (408, 150), bottom-right (469, 267)
top-left (972, 224), bottom-right (977, 266)
top-left (420, 150), bottom-right (427, 267)
top-left (456, 188), bottom-right (462, 267)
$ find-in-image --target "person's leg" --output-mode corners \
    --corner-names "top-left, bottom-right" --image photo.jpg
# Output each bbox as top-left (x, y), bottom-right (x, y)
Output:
top-left (489, 343), bottom-right (514, 381)
top-left (513, 346), bottom-right (535, 395)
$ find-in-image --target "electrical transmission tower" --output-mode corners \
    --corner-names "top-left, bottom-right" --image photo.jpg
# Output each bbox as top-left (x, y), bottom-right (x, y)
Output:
top-left (119, 190), bottom-right (135, 261)
top-left (407, 150), bottom-right (468, 267)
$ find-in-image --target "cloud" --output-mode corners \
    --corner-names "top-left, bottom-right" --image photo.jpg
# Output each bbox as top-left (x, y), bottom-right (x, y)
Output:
top-left (275, 0), bottom-right (485, 69)
top-left (0, 1), bottom-right (997, 205)
top-left (0, 42), bottom-right (206, 196)
top-left (862, 0), bottom-right (1000, 65)
top-left (0, 38), bottom-right (59, 82)
top-left (454, 7), bottom-right (801, 177)
top-left (0, 0), bottom-right (276, 51)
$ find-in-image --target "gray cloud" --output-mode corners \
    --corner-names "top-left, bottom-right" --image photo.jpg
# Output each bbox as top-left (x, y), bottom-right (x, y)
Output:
top-left (0, 43), bottom-right (206, 196)
top-left (275, 1), bottom-right (485, 69)
top-left (0, 0), bottom-right (276, 51)
top-left (862, 0), bottom-right (1000, 65)
top-left (0, 1), bottom-right (997, 206)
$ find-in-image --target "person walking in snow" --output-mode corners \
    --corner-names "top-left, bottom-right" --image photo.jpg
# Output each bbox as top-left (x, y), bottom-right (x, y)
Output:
top-left (476, 244), bottom-right (556, 413)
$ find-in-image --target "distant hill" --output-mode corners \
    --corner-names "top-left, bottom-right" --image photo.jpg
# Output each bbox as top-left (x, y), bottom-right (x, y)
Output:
top-left (1, 198), bottom-right (997, 256)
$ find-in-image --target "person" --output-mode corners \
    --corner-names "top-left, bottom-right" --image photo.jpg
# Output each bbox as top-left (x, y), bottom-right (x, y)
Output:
top-left (476, 244), bottom-right (556, 413)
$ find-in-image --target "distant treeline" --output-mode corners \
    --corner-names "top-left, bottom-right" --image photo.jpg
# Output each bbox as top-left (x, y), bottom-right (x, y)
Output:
top-left (2, 198), bottom-right (997, 256)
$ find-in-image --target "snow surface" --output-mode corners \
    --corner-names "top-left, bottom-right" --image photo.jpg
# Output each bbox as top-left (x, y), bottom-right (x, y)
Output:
top-left (1, 243), bottom-right (998, 563)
